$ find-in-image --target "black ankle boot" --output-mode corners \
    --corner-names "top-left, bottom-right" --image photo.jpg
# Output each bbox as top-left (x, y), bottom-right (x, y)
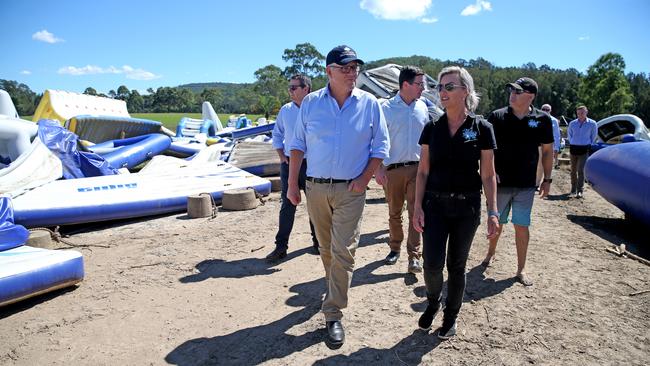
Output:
top-left (418, 303), bottom-right (440, 330)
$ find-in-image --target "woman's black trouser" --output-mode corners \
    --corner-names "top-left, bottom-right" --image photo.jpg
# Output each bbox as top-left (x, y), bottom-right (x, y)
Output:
top-left (422, 191), bottom-right (481, 321)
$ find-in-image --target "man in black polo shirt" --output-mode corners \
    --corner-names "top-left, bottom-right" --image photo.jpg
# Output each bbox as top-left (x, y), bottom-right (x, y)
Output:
top-left (481, 77), bottom-right (554, 286)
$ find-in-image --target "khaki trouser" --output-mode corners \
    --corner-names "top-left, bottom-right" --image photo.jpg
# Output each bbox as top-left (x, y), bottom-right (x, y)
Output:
top-left (570, 153), bottom-right (588, 193)
top-left (306, 180), bottom-right (366, 321)
top-left (384, 164), bottom-right (421, 259)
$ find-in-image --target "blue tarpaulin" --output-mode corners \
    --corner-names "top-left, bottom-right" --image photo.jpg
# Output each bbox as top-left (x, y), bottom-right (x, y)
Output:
top-left (37, 119), bottom-right (118, 179)
top-left (0, 197), bottom-right (29, 251)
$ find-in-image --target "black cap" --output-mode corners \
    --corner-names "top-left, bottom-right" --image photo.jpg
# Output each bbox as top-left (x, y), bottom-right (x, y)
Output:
top-left (326, 45), bottom-right (364, 66)
top-left (506, 77), bottom-right (538, 94)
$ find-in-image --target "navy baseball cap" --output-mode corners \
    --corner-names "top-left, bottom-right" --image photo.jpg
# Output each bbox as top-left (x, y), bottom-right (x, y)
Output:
top-left (506, 77), bottom-right (538, 94)
top-left (326, 45), bottom-right (364, 66)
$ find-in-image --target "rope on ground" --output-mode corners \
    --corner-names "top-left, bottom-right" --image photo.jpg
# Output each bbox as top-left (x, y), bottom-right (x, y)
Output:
top-left (605, 243), bottom-right (650, 266)
top-left (393, 349), bottom-right (411, 366)
top-left (28, 227), bottom-right (110, 249)
top-left (250, 187), bottom-right (266, 206)
top-left (199, 192), bottom-right (218, 219)
top-left (629, 289), bottom-right (650, 297)
top-left (250, 245), bottom-right (265, 253)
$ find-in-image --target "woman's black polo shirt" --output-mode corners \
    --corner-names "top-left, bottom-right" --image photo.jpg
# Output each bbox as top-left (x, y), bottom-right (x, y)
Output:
top-left (418, 114), bottom-right (496, 193)
top-left (488, 106), bottom-right (554, 188)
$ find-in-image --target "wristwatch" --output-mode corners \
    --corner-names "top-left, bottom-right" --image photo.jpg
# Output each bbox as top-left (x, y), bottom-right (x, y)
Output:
top-left (543, 178), bottom-right (553, 183)
top-left (488, 210), bottom-right (500, 219)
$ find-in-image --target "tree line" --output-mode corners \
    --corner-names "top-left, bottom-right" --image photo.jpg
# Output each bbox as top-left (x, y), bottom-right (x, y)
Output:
top-left (2, 43), bottom-right (649, 124)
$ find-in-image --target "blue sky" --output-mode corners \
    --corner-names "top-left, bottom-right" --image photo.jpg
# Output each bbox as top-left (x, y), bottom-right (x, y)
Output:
top-left (1, 0), bottom-right (648, 94)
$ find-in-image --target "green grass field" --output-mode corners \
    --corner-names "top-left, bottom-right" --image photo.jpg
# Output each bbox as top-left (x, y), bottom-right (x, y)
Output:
top-left (132, 113), bottom-right (267, 131)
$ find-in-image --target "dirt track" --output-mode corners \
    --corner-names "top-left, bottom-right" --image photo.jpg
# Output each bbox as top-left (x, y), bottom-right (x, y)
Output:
top-left (1, 167), bottom-right (649, 365)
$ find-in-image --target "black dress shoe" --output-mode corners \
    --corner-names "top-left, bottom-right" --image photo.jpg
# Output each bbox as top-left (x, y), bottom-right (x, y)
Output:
top-left (265, 247), bottom-right (287, 262)
top-left (384, 251), bottom-right (400, 265)
top-left (326, 321), bottom-right (345, 347)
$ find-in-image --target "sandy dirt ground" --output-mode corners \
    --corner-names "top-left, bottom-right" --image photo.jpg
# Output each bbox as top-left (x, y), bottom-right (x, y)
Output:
top-left (1, 166), bottom-right (649, 365)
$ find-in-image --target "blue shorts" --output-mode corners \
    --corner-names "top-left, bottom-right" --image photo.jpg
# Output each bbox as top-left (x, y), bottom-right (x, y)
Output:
top-left (496, 187), bottom-right (536, 227)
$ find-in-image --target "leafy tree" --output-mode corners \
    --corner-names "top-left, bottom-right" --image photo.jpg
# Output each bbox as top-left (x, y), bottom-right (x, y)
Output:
top-left (1, 79), bottom-right (38, 116)
top-left (200, 88), bottom-right (224, 111)
top-left (234, 88), bottom-right (259, 114)
top-left (116, 85), bottom-right (130, 101)
top-left (578, 53), bottom-right (634, 119)
top-left (108, 89), bottom-right (117, 99)
top-left (127, 89), bottom-right (144, 112)
top-left (83, 87), bottom-right (98, 96)
top-left (257, 95), bottom-right (280, 119)
top-left (627, 72), bottom-right (650, 125)
top-left (282, 42), bottom-right (325, 78)
top-left (254, 65), bottom-right (286, 101)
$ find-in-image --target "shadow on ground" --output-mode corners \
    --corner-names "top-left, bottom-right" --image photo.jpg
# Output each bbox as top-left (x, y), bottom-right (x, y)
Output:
top-left (567, 214), bottom-right (649, 259)
top-left (167, 257), bottom-right (433, 365)
top-left (0, 286), bottom-right (79, 319)
top-left (179, 229), bottom-right (389, 283)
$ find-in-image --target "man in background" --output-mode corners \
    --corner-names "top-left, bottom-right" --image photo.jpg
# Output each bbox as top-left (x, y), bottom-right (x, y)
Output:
top-left (482, 77), bottom-right (554, 287)
top-left (375, 66), bottom-right (428, 274)
top-left (567, 105), bottom-right (598, 198)
top-left (266, 74), bottom-right (319, 262)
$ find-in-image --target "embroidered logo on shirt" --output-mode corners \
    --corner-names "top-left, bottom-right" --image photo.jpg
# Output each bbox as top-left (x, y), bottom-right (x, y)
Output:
top-left (462, 128), bottom-right (478, 142)
top-left (528, 119), bottom-right (540, 128)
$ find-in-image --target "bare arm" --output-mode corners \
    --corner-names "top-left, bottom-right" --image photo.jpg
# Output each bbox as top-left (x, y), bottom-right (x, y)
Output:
top-left (413, 146), bottom-right (430, 233)
top-left (480, 149), bottom-right (499, 239)
top-left (538, 143), bottom-right (554, 198)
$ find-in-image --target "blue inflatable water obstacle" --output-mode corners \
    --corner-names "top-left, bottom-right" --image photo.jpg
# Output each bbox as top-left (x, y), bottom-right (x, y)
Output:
top-left (585, 141), bottom-right (650, 226)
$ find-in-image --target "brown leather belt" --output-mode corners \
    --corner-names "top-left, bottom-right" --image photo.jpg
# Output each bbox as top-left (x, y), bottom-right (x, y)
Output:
top-left (387, 161), bottom-right (418, 171)
top-left (307, 177), bottom-right (351, 184)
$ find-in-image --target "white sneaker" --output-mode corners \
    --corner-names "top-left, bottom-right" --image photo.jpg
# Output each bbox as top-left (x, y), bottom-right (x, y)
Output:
top-left (438, 321), bottom-right (457, 340)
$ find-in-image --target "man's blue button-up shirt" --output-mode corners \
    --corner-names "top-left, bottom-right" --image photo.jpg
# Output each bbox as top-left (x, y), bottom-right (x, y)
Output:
top-left (568, 118), bottom-right (598, 146)
top-left (290, 85), bottom-right (390, 180)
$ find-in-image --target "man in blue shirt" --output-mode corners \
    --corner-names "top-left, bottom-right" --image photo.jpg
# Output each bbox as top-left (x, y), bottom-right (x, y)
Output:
top-left (288, 45), bottom-right (390, 348)
top-left (266, 74), bottom-right (319, 262)
top-left (375, 66), bottom-right (428, 273)
top-left (567, 105), bottom-right (598, 198)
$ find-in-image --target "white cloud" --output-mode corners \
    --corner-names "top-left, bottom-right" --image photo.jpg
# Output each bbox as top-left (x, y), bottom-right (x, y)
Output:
top-left (360, 0), bottom-right (432, 20)
top-left (20, 70), bottom-right (32, 75)
top-left (32, 29), bottom-right (64, 43)
top-left (578, 36), bottom-right (590, 41)
top-left (419, 17), bottom-right (438, 24)
top-left (461, 0), bottom-right (492, 16)
top-left (57, 65), bottom-right (161, 80)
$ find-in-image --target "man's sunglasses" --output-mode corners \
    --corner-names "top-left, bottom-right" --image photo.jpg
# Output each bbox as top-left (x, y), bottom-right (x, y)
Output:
top-left (329, 64), bottom-right (361, 74)
top-left (288, 85), bottom-right (305, 91)
top-left (436, 82), bottom-right (466, 92)
top-left (506, 85), bottom-right (533, 95)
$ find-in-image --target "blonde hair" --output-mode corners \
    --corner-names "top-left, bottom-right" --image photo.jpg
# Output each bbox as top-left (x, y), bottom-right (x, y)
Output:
top-left (438, 66), bottom-right (480, 112)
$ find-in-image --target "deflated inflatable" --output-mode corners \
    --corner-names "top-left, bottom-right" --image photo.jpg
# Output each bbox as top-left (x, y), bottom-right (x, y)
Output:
top-left (585, 141), bottom-right (650, 226)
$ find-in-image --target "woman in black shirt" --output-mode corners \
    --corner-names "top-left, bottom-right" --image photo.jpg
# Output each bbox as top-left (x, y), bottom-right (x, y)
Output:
top-left (413, 66), bottom-right (499, 339)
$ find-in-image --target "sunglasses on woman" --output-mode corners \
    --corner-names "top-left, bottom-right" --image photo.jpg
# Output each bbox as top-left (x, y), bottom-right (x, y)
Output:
top-left (436, 82), bottom-right (466, 92)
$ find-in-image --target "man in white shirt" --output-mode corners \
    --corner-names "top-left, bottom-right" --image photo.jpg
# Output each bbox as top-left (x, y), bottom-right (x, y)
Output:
top-left (375, 66), bottom-right (429, 273)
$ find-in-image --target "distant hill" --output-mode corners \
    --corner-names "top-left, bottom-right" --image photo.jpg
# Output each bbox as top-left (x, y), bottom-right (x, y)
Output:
top-left (177, 82), bottom-right (252, 93)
